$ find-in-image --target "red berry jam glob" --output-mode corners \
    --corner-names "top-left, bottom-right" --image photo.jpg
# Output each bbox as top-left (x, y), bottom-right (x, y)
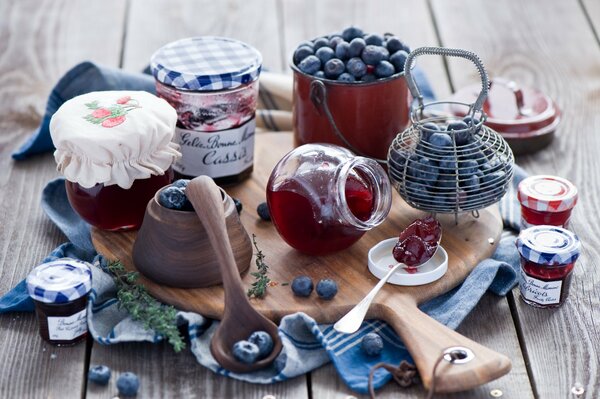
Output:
top-left (392, 217), bottom-right (442, 268)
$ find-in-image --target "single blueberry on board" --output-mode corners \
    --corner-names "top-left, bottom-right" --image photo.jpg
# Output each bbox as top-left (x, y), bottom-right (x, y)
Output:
top-left (361, 74), bottom-right (377, 82)
top-left (386, 37), bottom-right (404, 54)
top-left (257, 202), bottom-right (271, 221)
top-left (291, 275), bottom-right (313, 297)
top-left (342, 26), bottom-right (364, 42)
top-left (313, 37), bottom-right (330, 50)
top-left (116, 372), bottom-right (140, 397)
top-left (446, 120), bottom-right (471, 145)
top-left (346, 57), bottom-right (367, 78)
top-left (324, 58), bottom-right (345, 79)
top-left (348, 37), bottom-right (366, 58)
top-left (389, 50), bottom-right (409, 73)
top-left (298, 55), bottom-right (321, 75)
top-left (335, 41), bottom-right (351, 60)
top-left (364, 33), bottom-right (384, 46)
top-left (361, 45), bottom-right (386, 65)
top-left (314, 70), bottom-right (325, 79)
top-left (172, 179), bottom-right (189, 189)
top-left (375, 60), bottom-right (395, 78)
top-left (88, 365), bottom-right (111, 386)
top-left (361, 332), bottom-right (384, 356)
top-left (316, 279), bottom-right (338, 300)
top-left (248, 331), bottom-right (274, 359)
top-left (316, 46), bottom-right (335, 64)
top-left (233, 197), bottom-right (243, 214)
top-left (159, 186), bottom-right (187, 210)
top-left (337, 72), bottom-right (356, 82)
top-left (232, 340), bottom-right (260, 364)
top-left (293, 46), bottom-right (314, 65)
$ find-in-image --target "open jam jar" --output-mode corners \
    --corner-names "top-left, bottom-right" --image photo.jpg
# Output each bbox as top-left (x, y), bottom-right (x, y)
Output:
top-left (26, 258), bottom-right (92, 345)
top-left (151, 37), bottom-right (262, 185)
top-left (518, 175), bottom-right (577, 229)
top-left (50, 90), bottom-right (181, 231)
top-left (516, 226), bottom-right (581, 308)
top-left (266, 144), bottom-right (392, 255)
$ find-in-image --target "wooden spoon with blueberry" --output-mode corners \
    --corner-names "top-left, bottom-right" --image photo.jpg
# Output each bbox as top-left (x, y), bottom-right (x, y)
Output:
top-left (186, 176), bottom-right (282, 372)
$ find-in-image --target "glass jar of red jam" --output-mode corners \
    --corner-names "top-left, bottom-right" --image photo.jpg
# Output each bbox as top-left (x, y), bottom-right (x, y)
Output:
top-left (50, 90), bottom-right (181, 231)
top-left (516, 225), bottom-right (581, 308)
top-left (151, 37), bottom-right (262, 186)
top-left (266, 144), bottom-right (392, 255)
top-left (518, 175), bottom-right (578, 229)
top-left (26, 258), bottom-right (92, 345)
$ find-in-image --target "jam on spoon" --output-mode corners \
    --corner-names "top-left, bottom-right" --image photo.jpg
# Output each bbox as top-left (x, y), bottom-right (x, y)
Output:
top-left (392, 216), bottom-right (442, 272)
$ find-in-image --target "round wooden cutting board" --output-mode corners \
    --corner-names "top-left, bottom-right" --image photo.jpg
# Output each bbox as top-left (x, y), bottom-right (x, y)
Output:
top-left (92, 132), bottom-right (511, 393)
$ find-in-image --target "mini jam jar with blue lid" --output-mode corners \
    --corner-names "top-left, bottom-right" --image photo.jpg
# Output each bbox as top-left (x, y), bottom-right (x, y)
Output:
top-left (151, 37), bottom-right (262, 185)
top-left (26, 258), bottom-right (92, 345)
top-left (516, 225), bottom-right (581, 308)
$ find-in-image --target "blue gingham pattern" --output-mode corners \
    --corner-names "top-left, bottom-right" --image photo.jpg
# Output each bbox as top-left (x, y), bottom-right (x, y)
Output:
top-left (516, 226), bottom-right (581, 265)
top-left (26, 258), bottom-right (92, 304)
top-left (151, 37), bottom-right (262, 91)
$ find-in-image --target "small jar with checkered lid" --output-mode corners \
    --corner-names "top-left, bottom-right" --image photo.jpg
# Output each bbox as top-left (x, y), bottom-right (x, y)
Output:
top-left (516, 226), bottom-right (581, 308)
top-left (26, 258), bottom-right (92, 345)
top-left (151, 37), bottom-right (262, 185)
top-left (517, 175), bottom-right (578, 229)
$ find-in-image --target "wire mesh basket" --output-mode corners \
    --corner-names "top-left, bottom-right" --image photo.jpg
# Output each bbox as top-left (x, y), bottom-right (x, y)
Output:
top-left (387, 47), bottom-right (514, 219)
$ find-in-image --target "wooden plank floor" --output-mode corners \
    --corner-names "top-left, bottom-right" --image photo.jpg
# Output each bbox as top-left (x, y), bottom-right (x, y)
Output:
top-left (0, 0), bottom-right (598, 397)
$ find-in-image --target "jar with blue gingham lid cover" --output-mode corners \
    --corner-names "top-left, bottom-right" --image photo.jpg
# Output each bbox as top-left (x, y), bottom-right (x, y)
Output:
top-left (26, 258), bottom-right (92, 344)
top-left (516, 225), bottom-right (581, 308)
top-left (151, 37), bottom-right (263, 185)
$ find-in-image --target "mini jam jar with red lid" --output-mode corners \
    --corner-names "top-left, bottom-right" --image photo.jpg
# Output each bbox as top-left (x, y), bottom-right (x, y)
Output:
top-left (516, 225), bottom-right (581, 308)
top-left (517, 175), bottom-right (578, 229)
top-left (151, 37), bottom-right (262, 186)
top-left (26, 258), bottom-right (93, 345)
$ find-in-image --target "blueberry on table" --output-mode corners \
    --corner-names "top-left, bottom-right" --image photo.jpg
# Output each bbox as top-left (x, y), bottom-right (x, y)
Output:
top-left (316, 279), bottom-right (338, 300)
top-left (364, 33), bottom-right (384, 46)
top-left (233, 340), bottom-right (260, 364)
top-left (346, 57), bottom-right (367, 78)
top-left (337, 72), bottom-right (356, 82)
top-left (348, 37), bottom-right (366, 58)
top-left (298, 55), bottom-right (321, 75)
top-left (335, 41), bottom-right (351, 60)
top-left (447, 120), bottom-right (471, 145)
top-left (389, 50), bottom-right (409, 73)
top-left (248, 331), bottom-right (274, 359)
top-left (233, 197), bottom-right (243, 214)
top-left (385, 37), bottom-right (404, 54)
top-left (159, 186), bottom-right (187, 210)
top-left (324, 59), bottom-right (345, 79)
top-left (88, 365), bottom-right (111, 385)
top-left (257, 202), bottom-right (271, 221)
top-left (342, 26), bottom-right (364, 42)
top-left (361, 45), bottom-right (386, 65)
top-left (375, 60), bottom-right (395, 78)
top-left (313, 37), bottom-right (330, 50)
top-left (361, 332), bottom-right (384, 356)
top-left (116, 372), bottom-right (140, 397)
top-left (316, 46), bottom-right (335, 64)
top-left (291, 276), bottom-right (313, 297)
top-left (293, 45), bottom-right (314, 64)
top-left (172, 179), bottom-right (189, 189)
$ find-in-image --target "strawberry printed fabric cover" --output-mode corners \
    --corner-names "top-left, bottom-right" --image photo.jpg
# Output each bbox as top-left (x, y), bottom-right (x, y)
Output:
top-left (50, 90), bottom-right (181, 189)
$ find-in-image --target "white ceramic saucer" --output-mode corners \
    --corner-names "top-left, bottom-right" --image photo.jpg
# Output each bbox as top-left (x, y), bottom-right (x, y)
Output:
top-left (367, 238), bottom-right (448, 286)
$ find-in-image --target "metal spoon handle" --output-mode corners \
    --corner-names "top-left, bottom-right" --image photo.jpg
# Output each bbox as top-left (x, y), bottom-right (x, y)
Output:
top-left (333, 262), bottom-right (404, 334)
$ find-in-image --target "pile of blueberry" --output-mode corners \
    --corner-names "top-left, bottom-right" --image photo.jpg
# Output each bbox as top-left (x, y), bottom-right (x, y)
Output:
top-left (293, 26), bottom-right (410, 82)
top-left (388, 116), bottom-right (509, 210)
top-left (291, 276), bottom-right (338, 300)
top-left (232, 330), bottom-right (274, 364)
top-left (88, 365), bottom-right (139, 397)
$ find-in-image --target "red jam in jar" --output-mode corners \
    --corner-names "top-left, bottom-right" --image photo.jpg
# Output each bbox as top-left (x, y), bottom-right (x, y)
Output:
top-left (26, 259), bottom-right (92, 345)
top-left (516, 225), bottom-right (581, 308)
top-left (267, 144), bottom-right (392, 255)
top-left (518, 175), bottom-right (577, 229)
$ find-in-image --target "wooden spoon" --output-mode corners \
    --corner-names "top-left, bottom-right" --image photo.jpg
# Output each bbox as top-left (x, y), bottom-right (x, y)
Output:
top-left (186, 176), bottom-right (282, 373)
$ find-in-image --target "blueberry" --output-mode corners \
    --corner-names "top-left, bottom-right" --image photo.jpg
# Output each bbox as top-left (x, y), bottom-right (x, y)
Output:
top-left (172, 179), bottom-right (189, 189)
top-left (360, 74), bottom-right (377, 82)
top-left (232, 340), bottom-right (260, 364)
top-left (257, 202), bottom-right (271, 221)
top-left (248, 331), bottom-right (274, 359)
top-left (298, 55), bottom-right (321, 75)
top-left (291, 275), bottom-right (313, 297)
top-left (458, 159), bottom-right (479, 178)
top-left (88, 365), bottom-right (111, 385)
top-left (386, 37), bottom-right (404, 54)
top-left (439, 154), bottom-right (458, 171)
top-left (404, 180), bottom-right (432, 202)
top-left (116, 372), bottom-right (140, 397)
top-left (324, 58), bottom-right (345, 79)
top-left (361, 45), bottom-right (386, 65)
top-left (462, 174), bottom-right (480, 193)
top-left (293, 45), bottom-right (314, 65)
top-left (316, 279), bottom-right (338, 300)
top-left (329, 36), bottom-right (344, 49)
top-left (159, 186), bottom-right (187, 210)
top-left (428, 132), bottom-right (454, 149)
top-left (335, 41), bottom-right (351, 60)
top-left (316, 46), bottom-right (335, 64)
top-left (337, 72), bottom-right (356, 82)
top-left (233, 197), bottom-right (243, 214)
top-left (447, 121), bottom-right (471, 145)
top-left (481, 170), bottom-right (506, 185)
top-left (436, 173), bottom-right (457, 191)
top-left (348, 38), bottom-right (366, 58)
top-left (314, 70), bottom-right (325, 79)
top-left (364, 33), bottom-right (384, 46)
top-left (361, 332), bottom-right (384, 356)
top-left (375, 60), bottom-right (395, 78)
top-left (313, 37), bottom-right (330, 50)
top-left (346, 57), bottom-right (367, 78)
top-left (342, 26), bottom-right (364, 42)
top-left (297, 40), bottom-right (314, 49)
top-left (410, 157), bottom-right (439, 182)
top-left (389, 50), bottom-right (409, 73)
top-left (420, 122), bottom-right (439, 141)
top-left (463, 116), bottom-right (481, 127)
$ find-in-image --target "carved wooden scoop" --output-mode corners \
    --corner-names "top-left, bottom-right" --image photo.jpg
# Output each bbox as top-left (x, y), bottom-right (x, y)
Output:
top-left (186, 176), bottom-right (282, 373)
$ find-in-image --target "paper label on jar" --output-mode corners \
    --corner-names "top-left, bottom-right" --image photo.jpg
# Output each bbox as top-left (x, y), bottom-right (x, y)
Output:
top-left (47, 308), bottom-right (88, 341)
top-left (519, 269), bottom-right (562, 305)
top-left (173, 118), bottom-right (255, 178)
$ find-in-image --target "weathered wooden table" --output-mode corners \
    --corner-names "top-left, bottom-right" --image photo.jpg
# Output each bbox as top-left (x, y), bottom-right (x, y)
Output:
top-left (1, 1), bottom-right (598, 398)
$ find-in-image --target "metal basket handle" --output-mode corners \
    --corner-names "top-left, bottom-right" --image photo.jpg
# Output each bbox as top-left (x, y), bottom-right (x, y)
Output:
top-left (405, 47), bottom-right (489, 113)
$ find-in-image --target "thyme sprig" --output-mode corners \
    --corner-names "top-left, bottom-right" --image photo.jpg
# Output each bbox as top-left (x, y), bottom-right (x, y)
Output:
top-left (247, 234), bottom-right (271, 298)
top-left (107, 260), bottom-right (186, 352)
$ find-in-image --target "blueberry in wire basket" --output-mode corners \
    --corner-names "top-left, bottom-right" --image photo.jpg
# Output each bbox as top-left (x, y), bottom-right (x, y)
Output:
top-left (420, 122), bottom-right (440, 142)
top-left (291, 276), bottom-right (313, 297)
top-left (116, 372), bottom-right (140, 397)
top-left (232, 340), bottom-right (260, 364)
top-left (427, 132), bottom-right (454, 149)
top-left (447, 120), bottom-right (472, 145)
top-left (248, 331), bottom-right (274, 359)
top-left (410, 157), bottom-right (439, 182)
top-left (458, 159), bottom-right (479, 178)
top-left (361, 332), bottom-right (384, 356)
